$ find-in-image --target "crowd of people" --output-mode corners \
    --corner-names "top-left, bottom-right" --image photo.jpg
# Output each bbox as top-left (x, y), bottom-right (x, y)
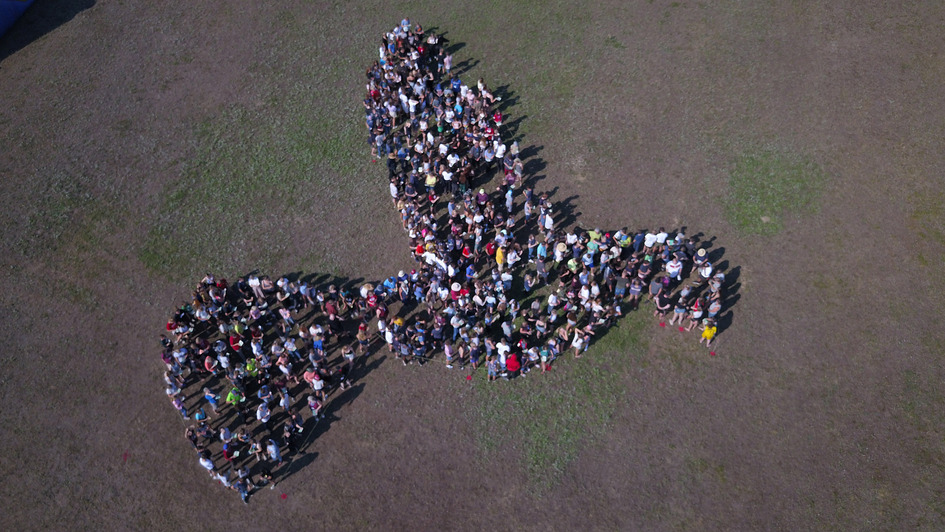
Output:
top-left (160, 19), bottom-right (732, 501)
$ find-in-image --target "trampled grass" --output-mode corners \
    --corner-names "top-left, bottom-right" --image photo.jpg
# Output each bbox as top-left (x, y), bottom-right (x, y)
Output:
top-left (724, 147), bottom-right (825, 235)
top-left (472, 310), bottom-right (649, 494)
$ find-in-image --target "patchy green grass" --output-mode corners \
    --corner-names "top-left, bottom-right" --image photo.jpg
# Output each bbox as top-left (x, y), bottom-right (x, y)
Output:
top-left (724, 147), bottom-right (825, 235)
top-left (13, 169), bottom-right (120, 265)
top-left (472, 310), bottom-right (649, 494)
top-left (138, 92), bottom-right (369, 279)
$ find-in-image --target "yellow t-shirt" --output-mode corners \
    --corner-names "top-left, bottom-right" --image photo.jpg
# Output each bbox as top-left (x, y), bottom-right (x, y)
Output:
top-left (496, 247), bottom-right (506, 265)
top-left (702, 326), bottom-right (717, 340)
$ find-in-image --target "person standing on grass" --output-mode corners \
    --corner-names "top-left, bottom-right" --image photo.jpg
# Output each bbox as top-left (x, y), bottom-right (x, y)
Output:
top-left (311, 372), bottom-right (327, 402)
top-left (226, 386), bottom-right (248, 425)
top-left (505, 351), bottom-right (521, 378)
top-left (303, 364), bottom-right (319, 389)
top-left (234, 477), bottom-right (250, 504)
top-left (222, 440), bottom-right (239, 465)
top-left (700, 318), bottom-right (718, 348)
top-left (539, 344), bottom-right (552, 373)
top-left (524, 347), bottom-right (540, 374)
top-left (627, 277), bottom-right (644, 310)
top-left (258, 468), bottom-right (277, 490)
top-left (171, 396), bottom-right (189, 420)
top-left (195, 421), bottom-right (216, 446)
top-left (570, 328), bottom-right (588, 359)
top-left (356, 325), bottom-right (371, 355)
top-left (487, 355), bottom-right (498, 382)
top-left (236, 464), bottom-right (257, 490)
top-left (496, 338), bottom-right (511, 374)
top-left (283, 423), bottom-right (303, 455)
top-left (267, 438), bottom-right (284, 467)
top-left (341, 343), bottom-right (357, 375)
top-left (185, 426), bottom-right (201, 450)
top-left (654, 291), bottom-right (672, 322)
top-left (248, 438), bottom-right (266, 463)
top-left (443, 338), bottom-right (456, 369)
top-left (202, 387), bottom-right (221, 418)
top-left (276, 353), bottom-right (299, 386)
top-left (307, 395), bottom-right (325, 420)
top-left (198, 449), bottom-right (215, 474)
top-left (257, 384), bottom-right (274, 406)
top-left (276, 385), bottom-right (293, 414)
top-left (468, 340), bottom-right (481, 371)
top-left (687, 297), bottom-right (705, 332)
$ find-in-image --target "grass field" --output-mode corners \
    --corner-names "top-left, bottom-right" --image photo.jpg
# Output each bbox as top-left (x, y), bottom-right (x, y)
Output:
top-left (2, 1), bottom-right (945, 529)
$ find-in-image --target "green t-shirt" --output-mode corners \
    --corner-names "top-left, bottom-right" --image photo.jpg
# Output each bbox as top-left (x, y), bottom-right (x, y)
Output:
top-left (226, 388), bottom-right (243, 404)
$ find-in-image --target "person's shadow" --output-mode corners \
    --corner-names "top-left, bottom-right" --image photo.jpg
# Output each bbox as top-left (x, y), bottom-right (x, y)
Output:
top-left (0, 0), bottom-right (95, 63)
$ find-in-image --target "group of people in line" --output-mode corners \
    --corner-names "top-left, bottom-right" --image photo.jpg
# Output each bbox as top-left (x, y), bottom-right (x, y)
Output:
top-left (160, 19), bottom-right (731, 502)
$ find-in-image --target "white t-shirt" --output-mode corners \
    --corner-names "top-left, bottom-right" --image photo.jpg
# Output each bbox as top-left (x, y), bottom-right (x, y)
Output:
top-left (256, 405), bottom-right (271, 422)
top-left (666, 260), bottom-right (683, 277)
top-left (699, 264), bottom-right (714, 278)
top-left (497, 342), bottom-right (511, 357)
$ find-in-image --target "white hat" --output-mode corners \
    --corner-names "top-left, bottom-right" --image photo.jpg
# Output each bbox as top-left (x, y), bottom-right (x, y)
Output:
top-left (451, 282), bottom-right (461, 292)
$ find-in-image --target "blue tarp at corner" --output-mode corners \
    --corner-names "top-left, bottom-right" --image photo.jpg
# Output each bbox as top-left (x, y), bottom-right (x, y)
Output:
top-left (0, 0), bottom-right (34, 39)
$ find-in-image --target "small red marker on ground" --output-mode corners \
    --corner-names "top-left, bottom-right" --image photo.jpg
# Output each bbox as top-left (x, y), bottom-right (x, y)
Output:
top-left (281, 493), bottom-right (287, 500)
top-left (678, 326), bottom-right (685, 332)
top-left (659, 322), bottom-right (666, 327)
top-left (710, 351), bottom-right (716, 357)
top-left (465, 375), bottom-right (473, 381)
top-left (122, 451), bottom-right (129, 463)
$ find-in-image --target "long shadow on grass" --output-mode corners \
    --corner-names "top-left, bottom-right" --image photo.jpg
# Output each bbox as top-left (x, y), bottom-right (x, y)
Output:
top-left (178, 270), bottom-right (392, 487)
top-left (0, 0), bottom-right (95, 63)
